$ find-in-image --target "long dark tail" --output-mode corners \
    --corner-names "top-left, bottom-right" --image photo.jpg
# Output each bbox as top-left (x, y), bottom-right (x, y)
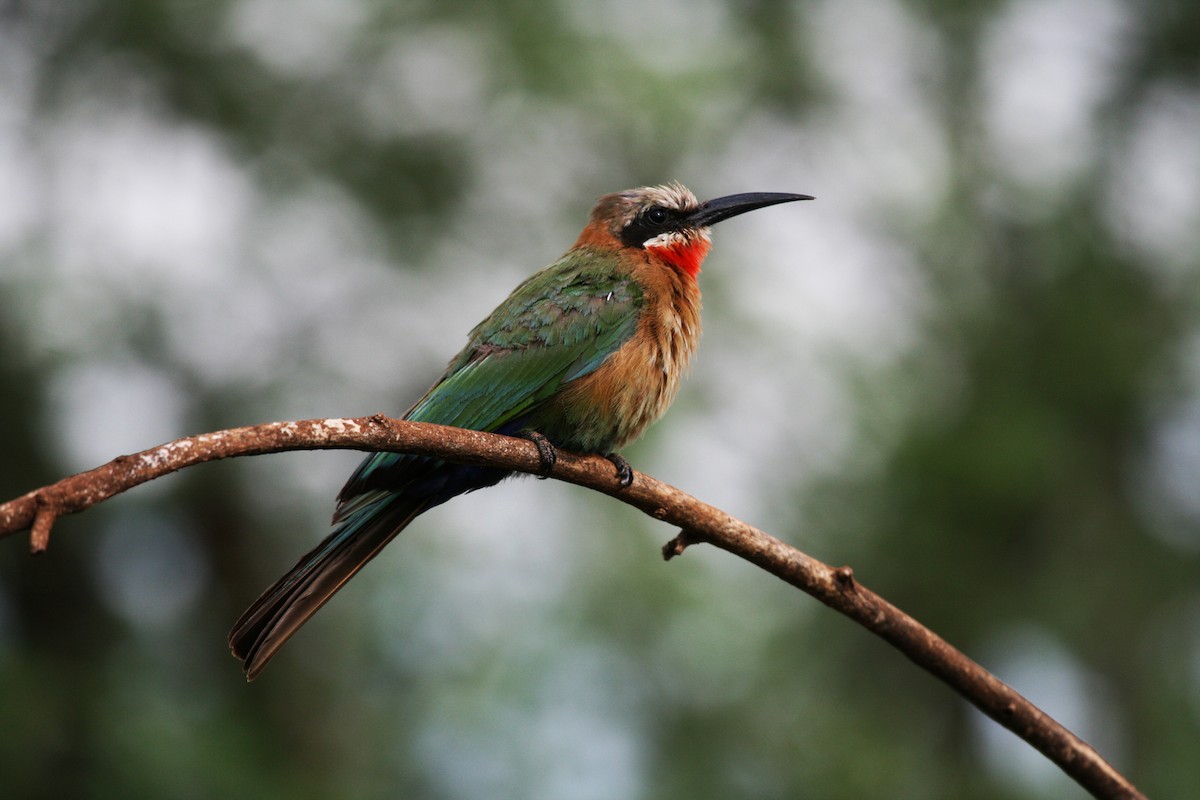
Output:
top-left (228, 493), bottom-right (429, 680)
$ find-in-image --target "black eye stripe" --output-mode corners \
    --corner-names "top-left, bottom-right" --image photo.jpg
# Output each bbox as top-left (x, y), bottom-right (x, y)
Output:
top-left (618, 205), bottom-right (685, 248)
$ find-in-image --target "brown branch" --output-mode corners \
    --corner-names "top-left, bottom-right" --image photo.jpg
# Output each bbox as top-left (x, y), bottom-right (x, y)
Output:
top-left (0, 415), bottom-right (1144, 800)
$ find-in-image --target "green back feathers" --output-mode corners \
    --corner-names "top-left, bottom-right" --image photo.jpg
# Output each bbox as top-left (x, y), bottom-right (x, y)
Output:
top-left (338, 249), bottom-right (643, 500)
top-left (408, 249), bottom-right (643, 430)
top-left (420, 255), bottom-right (648, 431)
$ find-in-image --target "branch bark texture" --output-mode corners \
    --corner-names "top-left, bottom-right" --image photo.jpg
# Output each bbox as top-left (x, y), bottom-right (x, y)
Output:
top-left (0, 415), bottom-right (1145, 800)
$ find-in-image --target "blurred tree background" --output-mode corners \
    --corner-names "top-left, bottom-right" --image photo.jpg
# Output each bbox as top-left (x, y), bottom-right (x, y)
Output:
top-left (1, 0), bottom-right (1198, 797)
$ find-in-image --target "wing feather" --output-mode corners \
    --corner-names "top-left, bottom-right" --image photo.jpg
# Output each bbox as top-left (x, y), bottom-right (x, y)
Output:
top-left (337, 252), bottom-right (643, 503)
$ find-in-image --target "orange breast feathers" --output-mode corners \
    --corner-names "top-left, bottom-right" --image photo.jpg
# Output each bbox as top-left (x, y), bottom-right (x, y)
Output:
top-left (548, 251), bottom-right (703, 451)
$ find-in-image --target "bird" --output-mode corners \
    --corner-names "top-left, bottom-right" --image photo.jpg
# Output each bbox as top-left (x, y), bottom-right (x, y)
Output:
top-left (229, 182), bottom-right (812, 679)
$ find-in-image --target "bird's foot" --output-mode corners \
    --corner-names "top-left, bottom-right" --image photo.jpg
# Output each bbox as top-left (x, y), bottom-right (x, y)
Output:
top-left (606, 452), bottom-right (634, 488)
top-left (521, 431), bottom-right (558, 479)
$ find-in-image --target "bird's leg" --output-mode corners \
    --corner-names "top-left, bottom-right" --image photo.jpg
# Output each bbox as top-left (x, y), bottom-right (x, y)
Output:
top-left (521, 431), bottom-right (558, 479)
top-left (606, 452), bottom-right (634, 488)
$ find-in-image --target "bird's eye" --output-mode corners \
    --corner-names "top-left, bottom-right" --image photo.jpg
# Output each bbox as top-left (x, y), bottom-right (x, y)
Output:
top-left (645, 206), bottom-right (670, 225)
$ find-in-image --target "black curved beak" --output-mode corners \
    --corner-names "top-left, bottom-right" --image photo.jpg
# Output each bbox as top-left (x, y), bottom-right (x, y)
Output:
top-left (688, 192), bottom-right (814, 227)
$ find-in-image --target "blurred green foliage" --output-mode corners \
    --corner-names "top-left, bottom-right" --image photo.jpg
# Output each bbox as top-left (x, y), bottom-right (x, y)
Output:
top-left (1, 1), bottom-right (1198, 798)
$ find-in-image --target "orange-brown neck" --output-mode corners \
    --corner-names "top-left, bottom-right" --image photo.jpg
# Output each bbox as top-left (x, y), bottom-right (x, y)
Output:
top-left (572, 219), bottom-right (622, 251)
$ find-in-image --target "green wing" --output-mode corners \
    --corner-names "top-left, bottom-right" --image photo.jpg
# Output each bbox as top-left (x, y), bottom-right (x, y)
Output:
top-left (339, 250), bottom-right (643, 499)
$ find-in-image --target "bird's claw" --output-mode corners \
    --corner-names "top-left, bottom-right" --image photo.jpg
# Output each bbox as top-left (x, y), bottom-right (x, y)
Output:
top-left (607, 452), bottom-right (634, 488)
top-left (522, 431), bottom-right (557, 478)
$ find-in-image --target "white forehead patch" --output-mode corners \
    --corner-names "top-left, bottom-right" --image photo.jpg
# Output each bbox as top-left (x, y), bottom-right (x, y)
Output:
top-left (623, 181), bottom-right (700, 213)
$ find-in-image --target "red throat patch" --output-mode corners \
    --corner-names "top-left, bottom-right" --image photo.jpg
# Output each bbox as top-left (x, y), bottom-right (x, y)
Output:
top-left (647, 238), bottom-right (711, 280)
